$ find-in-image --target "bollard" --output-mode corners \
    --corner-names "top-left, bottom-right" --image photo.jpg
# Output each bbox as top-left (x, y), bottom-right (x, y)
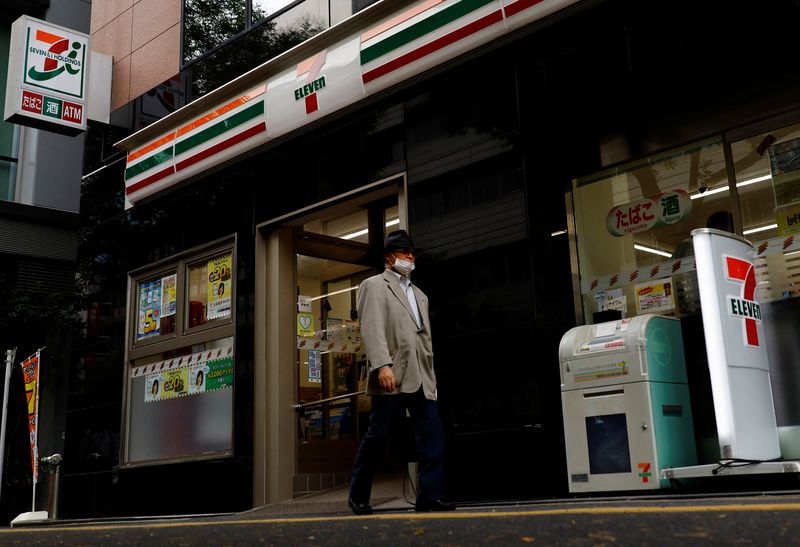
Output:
top-left (39, 454), bottom-right (62, 520)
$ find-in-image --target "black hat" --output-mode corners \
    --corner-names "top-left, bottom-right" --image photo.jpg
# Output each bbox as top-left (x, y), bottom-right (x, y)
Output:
top-left (384, 230), bottom-right (418, 253)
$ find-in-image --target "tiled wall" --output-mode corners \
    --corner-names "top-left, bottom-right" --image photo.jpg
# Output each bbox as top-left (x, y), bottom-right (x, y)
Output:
top-left (91, 0), bottom-right (181, 111)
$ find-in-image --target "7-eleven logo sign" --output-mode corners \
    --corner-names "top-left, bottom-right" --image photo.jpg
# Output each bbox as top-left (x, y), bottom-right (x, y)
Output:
top-left (725, 256), bottom-right (762, 347)
top-left (293, 50), bottom-right (327, 114)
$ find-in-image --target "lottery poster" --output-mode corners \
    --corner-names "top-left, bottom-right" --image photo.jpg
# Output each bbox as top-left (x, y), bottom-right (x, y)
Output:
top-left (145, 368), bottom-right (189, 402)
top-left (161, 274), bottom-right (177, 317)
top-left (207, 254), bottom-right (232, 320)
top-left (137, 279), bottom-right (162, 340)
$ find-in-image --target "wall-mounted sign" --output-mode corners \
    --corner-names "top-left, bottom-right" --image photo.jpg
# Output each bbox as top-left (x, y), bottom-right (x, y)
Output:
top-left (3, 15), bottom-right (89, 135)
top-left (606, 190), bottom-right (692, 237)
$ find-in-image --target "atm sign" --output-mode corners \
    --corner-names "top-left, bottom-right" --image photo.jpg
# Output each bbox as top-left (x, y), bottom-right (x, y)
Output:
top-left (20, 89), bottom-right (82, 125)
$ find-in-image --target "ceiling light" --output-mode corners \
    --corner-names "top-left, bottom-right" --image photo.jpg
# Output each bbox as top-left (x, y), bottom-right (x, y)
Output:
top-left (341, 218), bottom-right (401, 240)
top-left (737, 174), bottom-right (771, 188)
top-left (633, 243), bottom-right (672, 258)
top-left (551, 230), bottom-right (568, 237)
top-left (341, 228), bottom-right (369, 240)
top-left (743, 223), bottom-right (777, 235)
top-left (308, 285), bottom-right (359, 302)
top-left (690, 174), bottom-right (773, 200)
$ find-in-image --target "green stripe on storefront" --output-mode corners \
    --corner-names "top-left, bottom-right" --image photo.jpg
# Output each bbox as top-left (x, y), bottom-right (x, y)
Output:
top-left (175, 101), bottom-right (265, 156)
top-left (125, 148), bottom-right (174, 181)
top-left (360, 0), bottom-right (495, 65)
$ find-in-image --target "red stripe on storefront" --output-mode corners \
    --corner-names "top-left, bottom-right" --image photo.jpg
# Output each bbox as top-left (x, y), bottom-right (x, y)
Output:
top-left (362, 9), bottom-right (504, 84)
top-left (175, 122), bottom-right (266, 172)
top-left (126, 165), bottom-right (176, 194)
top-left (504, 0), bottom-right (546, 18)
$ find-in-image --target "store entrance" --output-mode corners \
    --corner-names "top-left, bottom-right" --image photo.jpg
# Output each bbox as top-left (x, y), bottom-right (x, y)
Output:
top-left (289, 187), bottom-right (402, 496)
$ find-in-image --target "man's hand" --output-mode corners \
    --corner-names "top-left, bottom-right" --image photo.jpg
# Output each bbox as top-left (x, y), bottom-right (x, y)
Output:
top-left (377, 366), bottom-right (395, 393)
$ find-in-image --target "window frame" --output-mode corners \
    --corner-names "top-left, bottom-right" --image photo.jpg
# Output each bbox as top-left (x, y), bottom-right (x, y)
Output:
top-left (121, 236), bottom-right (236, 467)
top-left (128, 238), bottom-right (236, 360)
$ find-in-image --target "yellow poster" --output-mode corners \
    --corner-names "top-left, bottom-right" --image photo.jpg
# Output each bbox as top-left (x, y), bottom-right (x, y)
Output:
top-left (145, 367), bottom-right (189, 402)
top-left (207, 254), bottom-right (232, 320)
top-left (297, 312), bottom-right (315, 337)
top-left (776, 203), bottom-right (800, 236)
top-left (635, 278), bottom-right (675, 314)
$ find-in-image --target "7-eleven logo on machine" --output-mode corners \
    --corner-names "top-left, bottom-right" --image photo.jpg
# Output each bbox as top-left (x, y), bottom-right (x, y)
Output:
top-left (638, 462), bottom-right (652, 483)
top-left (293, 50), bottom-right (327, 114)
top-left (725, 255), bottom-right (762, 347)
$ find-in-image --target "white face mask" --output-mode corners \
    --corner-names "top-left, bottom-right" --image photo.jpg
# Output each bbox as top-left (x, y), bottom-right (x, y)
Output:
top-left (392, 256), bottom-right (415, 276)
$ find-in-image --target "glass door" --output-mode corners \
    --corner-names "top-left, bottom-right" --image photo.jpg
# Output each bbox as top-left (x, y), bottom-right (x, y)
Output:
top-left (292, 198), bottom-right (400, 485)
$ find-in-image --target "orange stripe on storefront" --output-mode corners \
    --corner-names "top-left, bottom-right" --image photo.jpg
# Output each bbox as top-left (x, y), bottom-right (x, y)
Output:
top-left (361, 0), bottom-right (444, 43)
top-left (129, 85), bottom-right (267, 162)
top-left (128, 132), bottom-right (177, 162)
top-left (177, 84), bottom-right (266, 137)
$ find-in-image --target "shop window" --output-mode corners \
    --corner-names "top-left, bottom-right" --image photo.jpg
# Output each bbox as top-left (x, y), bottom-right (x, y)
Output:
top-left (729, 123), bottom-right (800, 451)
top-left (573, 138), bottom-right (733, 324)
top-left (124, 240), bottom-right (235, 465)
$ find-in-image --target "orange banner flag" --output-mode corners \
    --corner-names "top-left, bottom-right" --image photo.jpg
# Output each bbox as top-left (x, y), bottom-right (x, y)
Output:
top-left (20, 353), bottom-right (40, 484)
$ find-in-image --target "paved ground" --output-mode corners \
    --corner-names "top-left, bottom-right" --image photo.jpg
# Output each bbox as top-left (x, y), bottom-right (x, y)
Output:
top-left (3, 475), bottom-right (800, 545)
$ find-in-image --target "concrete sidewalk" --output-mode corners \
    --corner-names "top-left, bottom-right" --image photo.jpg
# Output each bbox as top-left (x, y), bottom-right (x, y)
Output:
top-left (243, 472), bottom-right (417, 518)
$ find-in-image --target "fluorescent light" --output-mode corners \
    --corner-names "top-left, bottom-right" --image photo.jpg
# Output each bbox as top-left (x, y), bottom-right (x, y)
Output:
top-left (737, 174), bottom-right (771, 187)
top-left (551, 230), bottom-right (568, 237)
top-left (690, 186), bottom-right (729, 200)
top-left (743, 223), bottom-right (777, 235)
top-left (690, 174), bottom-right (772, 200)
top-left (341, 228), bottom-right (369, 240)
top-left (633, 243), bottom-right (672, 258)
top-left (308, 285), bottom-right (359, 302)
top-left (341, 218), bottom-right (401, 240)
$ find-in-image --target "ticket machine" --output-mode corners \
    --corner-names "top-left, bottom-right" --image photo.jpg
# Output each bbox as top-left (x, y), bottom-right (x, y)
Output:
top-left (559, 314), bottom-right (696, 492)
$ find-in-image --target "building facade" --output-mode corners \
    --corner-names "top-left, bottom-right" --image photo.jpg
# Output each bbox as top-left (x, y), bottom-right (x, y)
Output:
top-left (68, 0), bottom-right (800, 518)
top-left (0, 0), bottom-right (90, 523)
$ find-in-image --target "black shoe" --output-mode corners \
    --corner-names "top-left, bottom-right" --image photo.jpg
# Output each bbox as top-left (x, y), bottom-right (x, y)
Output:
top-left (348, 498), bottom-right (373, 515)
top-left (415, 499), bottom-right (456, 512)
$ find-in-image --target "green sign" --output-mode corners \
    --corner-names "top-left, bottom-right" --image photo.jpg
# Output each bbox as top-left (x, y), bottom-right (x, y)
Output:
top-left (206, 357), bottom-right (234, 391)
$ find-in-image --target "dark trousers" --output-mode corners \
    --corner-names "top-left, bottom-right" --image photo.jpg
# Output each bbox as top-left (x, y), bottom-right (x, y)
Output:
top-left (349, 389), bottom-right (445, 504)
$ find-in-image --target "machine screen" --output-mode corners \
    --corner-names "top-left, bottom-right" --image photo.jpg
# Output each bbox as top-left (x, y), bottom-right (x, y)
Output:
top-left (585, 413), bottom-right (632, 474)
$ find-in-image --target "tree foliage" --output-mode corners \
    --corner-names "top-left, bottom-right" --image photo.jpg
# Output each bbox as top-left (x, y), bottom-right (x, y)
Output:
top-left (184, 0), bottom-right (326, 99)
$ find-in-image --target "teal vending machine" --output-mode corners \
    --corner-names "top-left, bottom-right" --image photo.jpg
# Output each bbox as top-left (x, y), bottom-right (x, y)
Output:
top-left (559, 314), bottom-right (697, 492)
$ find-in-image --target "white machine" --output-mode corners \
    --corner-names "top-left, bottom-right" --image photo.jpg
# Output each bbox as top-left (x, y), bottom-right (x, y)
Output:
top-left (661, 229), bottom-right (800, 481)
top-left (559, 314), bottom-right (696, 492)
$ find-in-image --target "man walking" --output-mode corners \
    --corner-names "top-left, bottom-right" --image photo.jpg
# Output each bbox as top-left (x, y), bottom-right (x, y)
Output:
top-left (348, 230), bottom-right (453, 515)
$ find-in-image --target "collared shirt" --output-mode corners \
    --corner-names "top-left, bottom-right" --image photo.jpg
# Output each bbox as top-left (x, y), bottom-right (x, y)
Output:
top-left (386, 268), bottom-right (422, 329)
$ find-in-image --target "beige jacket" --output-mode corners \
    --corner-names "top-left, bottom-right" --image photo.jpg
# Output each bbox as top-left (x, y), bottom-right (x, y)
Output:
top-left (357, 269), bottom-right (436, 400)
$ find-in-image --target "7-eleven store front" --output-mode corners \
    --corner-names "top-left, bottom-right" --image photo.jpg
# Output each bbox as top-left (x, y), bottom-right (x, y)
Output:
top-left (106, 0), bottom-right (800, 514)
top-left (116, 0), bottom-right (583, 507)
